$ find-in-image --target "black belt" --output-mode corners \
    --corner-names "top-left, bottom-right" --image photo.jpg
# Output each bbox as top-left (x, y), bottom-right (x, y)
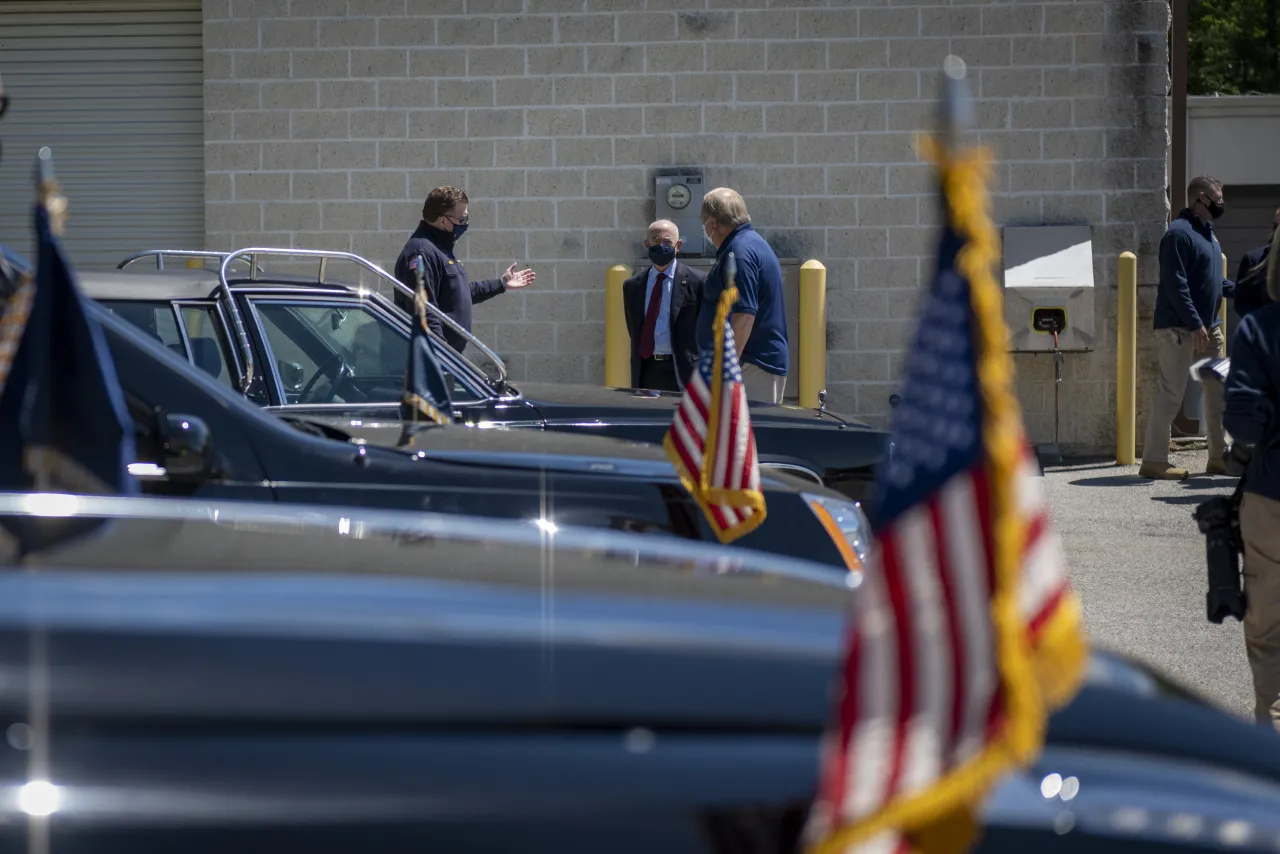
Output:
top-left (645, 354), bottom-right (672, 361)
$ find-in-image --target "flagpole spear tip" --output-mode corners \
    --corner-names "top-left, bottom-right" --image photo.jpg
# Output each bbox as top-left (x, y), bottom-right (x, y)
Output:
top-left (940, 54), bottom-right (975, 151)
top-left (36, 145), bottom-right (54, 179)
top-left (34, 146), bottom-right (68, 235)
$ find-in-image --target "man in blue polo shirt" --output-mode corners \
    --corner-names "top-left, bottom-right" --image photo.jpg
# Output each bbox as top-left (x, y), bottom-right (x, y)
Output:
top-left (696, 187), bottom-right (789, 404)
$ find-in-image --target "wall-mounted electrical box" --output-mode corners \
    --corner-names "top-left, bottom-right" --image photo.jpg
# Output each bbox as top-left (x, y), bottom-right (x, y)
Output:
top-left (1002, 225), bottom-right (1096, 352)
top-left (655, 172), bottom-right (707, 256)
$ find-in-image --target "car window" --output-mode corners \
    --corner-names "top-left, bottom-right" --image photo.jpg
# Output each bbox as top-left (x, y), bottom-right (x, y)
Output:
top-left (251, 299), bottom-right (478, 405)
top-left (176, 304), bottom-right (237, 391)
top-left (99, 301), bottom-right (186, 361)
top-left (253, 301), bottom-right (408, 405)
top-left (254, 303), bottom-right (327, 403)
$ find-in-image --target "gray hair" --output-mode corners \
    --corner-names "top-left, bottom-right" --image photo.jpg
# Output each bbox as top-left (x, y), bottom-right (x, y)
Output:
top-left (700, 187), bottom-right (751, 229)
top-left (647, 219), bottom-right (679, 241)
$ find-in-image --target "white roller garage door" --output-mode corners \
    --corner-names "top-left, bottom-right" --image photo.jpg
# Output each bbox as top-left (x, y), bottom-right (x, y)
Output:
top-left (0, 0), bottom-right (203, 271)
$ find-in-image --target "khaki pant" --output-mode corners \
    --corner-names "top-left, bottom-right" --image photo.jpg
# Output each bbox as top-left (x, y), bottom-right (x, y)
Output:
top-left (1141, 326), bottom-right (1226, 464)
top-left (1240, 492), bottom-right (1280, 732)
top-left (741, 362), bottom-right (786, 404)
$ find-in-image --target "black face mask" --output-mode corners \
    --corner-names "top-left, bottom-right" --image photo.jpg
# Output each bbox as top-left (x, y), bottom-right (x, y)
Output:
top-left (1201, 195), bottom-right (1225, 220)
top-left (647, 243), bottom-right (676, 266)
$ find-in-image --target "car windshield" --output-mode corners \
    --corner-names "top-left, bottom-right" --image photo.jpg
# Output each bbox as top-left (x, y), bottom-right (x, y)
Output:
top-left (385, 298), bottom-right (506, 391)
top-left (236, 262), bottom-right (506, 393)
top-left (253, 301), bottom-right (411, 405)
top-left (251, 298), bottom-right (488, 405)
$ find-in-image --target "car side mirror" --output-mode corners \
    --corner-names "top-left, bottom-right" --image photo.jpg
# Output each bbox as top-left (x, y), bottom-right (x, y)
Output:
top-left (279, 360), bottom-right (306, 392)
top-left (160, 413), bottom-right (216, 478)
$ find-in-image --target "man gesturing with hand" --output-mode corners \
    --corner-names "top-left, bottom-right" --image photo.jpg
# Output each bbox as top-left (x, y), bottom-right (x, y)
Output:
top-left (394, 185), bottom-right (534, 354)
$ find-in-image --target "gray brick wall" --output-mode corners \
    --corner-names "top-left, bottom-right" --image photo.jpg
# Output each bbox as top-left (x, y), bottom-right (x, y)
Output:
top-left (203, 0), bottom-right (1170, 451)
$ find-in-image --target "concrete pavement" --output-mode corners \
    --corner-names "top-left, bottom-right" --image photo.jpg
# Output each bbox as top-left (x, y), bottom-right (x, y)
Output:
top-left (1043, 448), bottom-right (1253, 719)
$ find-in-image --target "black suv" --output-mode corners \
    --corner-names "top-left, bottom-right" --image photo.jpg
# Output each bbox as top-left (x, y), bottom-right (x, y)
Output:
top-left (81, 290), bottom-right (870, 572)
top-left (96, 247), bottom-right (887, 502)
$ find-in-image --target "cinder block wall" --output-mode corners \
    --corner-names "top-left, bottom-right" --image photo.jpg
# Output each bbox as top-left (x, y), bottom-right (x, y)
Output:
top-left (203, 0), bottom-right (1170, 452)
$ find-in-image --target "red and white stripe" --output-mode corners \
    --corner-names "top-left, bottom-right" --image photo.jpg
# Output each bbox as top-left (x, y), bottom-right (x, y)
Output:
top-left (817, 443), bottom-right (1068, 852)
top-left (667, 367), bottom-right (761, 535)
top-left (1015, 446), bottom-right (1069, 640)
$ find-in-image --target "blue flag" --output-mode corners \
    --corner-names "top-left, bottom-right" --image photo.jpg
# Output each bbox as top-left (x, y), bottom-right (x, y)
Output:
top-left (400, 257), bottom-right (453, 426)
top-left (0, 201), bottom-right (138, 554)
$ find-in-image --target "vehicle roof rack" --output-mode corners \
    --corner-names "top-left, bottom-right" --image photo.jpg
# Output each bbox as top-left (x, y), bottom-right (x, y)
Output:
top-left (216, 248), bottom-right (507, 393)
top-left (116, 250), bottom-right (264, 275)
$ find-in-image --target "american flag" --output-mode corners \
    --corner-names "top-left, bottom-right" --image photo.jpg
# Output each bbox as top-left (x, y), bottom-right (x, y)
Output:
top-left (804, 139), bottom-right (1087, 854)
top-left (1, 177), bottom-right (139, 555)
top-left (663, 253), bottom-right (766, 544)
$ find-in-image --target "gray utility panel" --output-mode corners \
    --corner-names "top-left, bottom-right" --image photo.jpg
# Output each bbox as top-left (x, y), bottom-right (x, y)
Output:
top-left (655, 174), bottom-right (707, 257)
top-left (1001, 225), bottom-right (1096, 353)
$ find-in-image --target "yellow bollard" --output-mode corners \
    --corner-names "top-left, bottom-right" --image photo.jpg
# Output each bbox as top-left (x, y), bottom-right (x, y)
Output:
top-left (187, 257), bottom-right (203, 269)
top-left (1117, 252), bottom-right (1137, 465)
top-left (604, 264), bottom-right (631, 389)
top-left (798, 260), bottom-right (827, 409)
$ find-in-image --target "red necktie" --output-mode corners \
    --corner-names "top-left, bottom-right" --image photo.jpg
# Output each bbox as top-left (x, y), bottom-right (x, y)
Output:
top-left (639, 272), bottom-right (665, 359)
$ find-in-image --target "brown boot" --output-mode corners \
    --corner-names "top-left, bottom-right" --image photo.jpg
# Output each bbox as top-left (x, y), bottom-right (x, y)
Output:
top-left (1205, 458), bottom-right (1228, 475)
top-left (1139, 461), bottom-right (1189, 480)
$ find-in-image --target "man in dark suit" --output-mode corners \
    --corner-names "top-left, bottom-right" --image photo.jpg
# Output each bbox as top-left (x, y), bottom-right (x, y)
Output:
top-left (623, 220), bottom-right (705, 392)
top-left (1234, 206), bottom-right (1280, 319)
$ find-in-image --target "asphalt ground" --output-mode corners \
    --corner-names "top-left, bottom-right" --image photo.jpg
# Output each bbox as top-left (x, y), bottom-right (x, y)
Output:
top-left (1043, 448), bottom-right (1253, 719)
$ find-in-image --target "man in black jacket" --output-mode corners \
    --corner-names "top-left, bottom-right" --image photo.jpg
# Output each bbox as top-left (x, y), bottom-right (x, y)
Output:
top-left (393, 186), bottom-right (534, 353)
top-left (1224, 232), bottom-right (1280, 731)
top-left (622, 220), bottom-right (705, 392)
top-left (1234, 206), bottom-right (1280, 319)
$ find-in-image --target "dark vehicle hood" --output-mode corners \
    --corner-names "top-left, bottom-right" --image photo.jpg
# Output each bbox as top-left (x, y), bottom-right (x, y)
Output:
top-left (294, 415), bottom-right (819, 493)
top-left (2, 566), bottom-right (1280, 799)
top-left (4, 494), bottom-right (1280, 845)
top-left (514, 381), bottom-right (861, 429)
top-left (0, 493), bottom-right (1203, 734)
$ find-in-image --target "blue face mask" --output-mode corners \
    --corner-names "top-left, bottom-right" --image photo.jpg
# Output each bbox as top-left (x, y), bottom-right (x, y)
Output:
top-left (452, 222), bottom-right (469, 240)
top-left (647, 243), bottom-right (676, 266)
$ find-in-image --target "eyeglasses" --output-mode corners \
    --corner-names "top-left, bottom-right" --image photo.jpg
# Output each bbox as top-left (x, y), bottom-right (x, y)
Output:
top-left (445, 213), bottom-right (469, 227)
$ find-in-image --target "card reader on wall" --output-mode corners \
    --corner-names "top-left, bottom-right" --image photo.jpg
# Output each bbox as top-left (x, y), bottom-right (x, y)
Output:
top-left (1032, 307), bottom-right (1067, 334)
top-left (1002, 225), bottom-right (1094, 352)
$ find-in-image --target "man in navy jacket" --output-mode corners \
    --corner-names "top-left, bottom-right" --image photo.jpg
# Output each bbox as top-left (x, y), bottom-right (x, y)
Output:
top-left (393, 186), bottom-right (534, 354)
top-left (1141, 176), bottom-right (1234, 480)
top-left (1233, 207), bottom-right (1280, 319)
top-left (1223, 226), bottom-right (1280, 730)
